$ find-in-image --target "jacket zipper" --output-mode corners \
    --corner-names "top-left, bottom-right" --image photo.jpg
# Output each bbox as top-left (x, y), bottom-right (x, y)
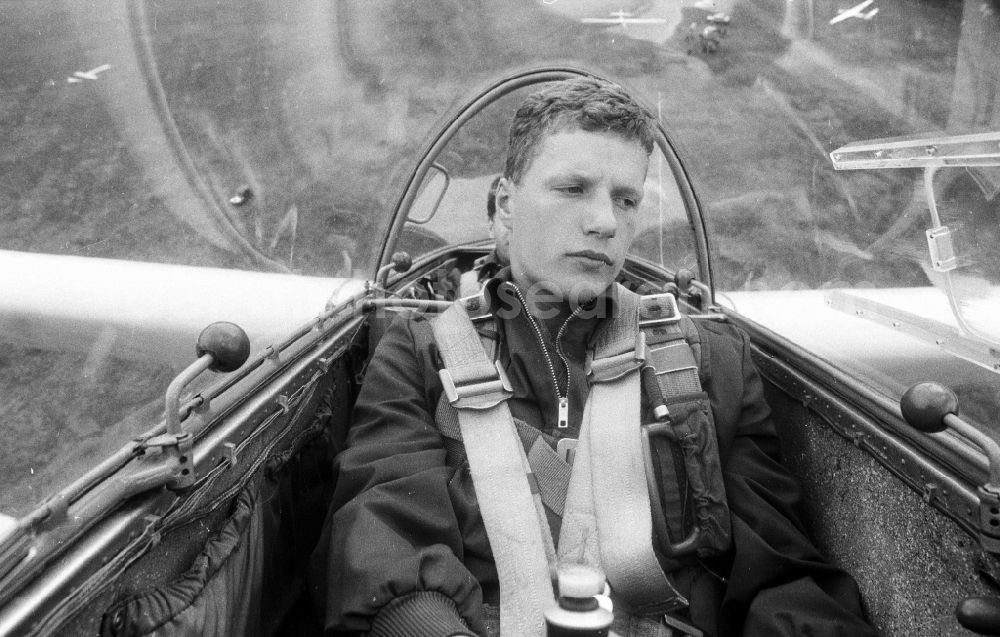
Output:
top-left (511, 285), bottom-right (583, 429)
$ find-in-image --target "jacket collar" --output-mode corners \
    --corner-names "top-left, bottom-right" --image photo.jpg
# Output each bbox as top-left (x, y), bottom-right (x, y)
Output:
top-left (477, 270), bottom-right (710, 384)
top-left (482, 269), bottom-right (616, 344)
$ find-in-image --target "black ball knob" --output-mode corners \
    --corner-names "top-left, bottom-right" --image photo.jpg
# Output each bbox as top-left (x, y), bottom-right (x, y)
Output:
top-left (956, 596), bottom-right (1000, 635)
top-left (391, 251), bottom-right (413, 273)
top-left (900, 382), bottom-right (958, 434)
top-left (196, 322), bottom-right (251, 373)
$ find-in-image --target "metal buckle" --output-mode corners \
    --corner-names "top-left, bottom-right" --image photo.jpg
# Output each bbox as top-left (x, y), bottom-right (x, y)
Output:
top-left (639, 292), bottom-right (682, 328)
top-left (587, 332), bottom-right (647, 383)
top-left (438, 360), bottom-right (513, 410)
top-left (647, 341), bottom-right (699, 377)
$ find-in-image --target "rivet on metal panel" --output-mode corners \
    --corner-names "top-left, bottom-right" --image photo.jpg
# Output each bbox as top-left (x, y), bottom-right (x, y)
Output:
top-left (222, 442), bottom-right (238, 466)
top-left (925, 145), bottom-right (938, 156)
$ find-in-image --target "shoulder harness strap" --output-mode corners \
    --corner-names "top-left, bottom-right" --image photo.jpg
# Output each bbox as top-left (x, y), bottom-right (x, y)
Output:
top-left (430, 296), bottom-right (554, 637)
top-left (430, 285), bottom-right (729, 630)
top-left (638, 293), bottom-right (703, 395)
top-left (560, 285), bottom-right (687, 615)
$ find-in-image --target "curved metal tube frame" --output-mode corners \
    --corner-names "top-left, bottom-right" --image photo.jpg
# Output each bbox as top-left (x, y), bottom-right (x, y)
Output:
top-left (378, 65), bottom-right (714, 305)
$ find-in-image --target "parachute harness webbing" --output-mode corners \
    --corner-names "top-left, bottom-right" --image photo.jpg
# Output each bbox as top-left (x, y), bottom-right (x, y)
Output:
top-left (431, 303), bottom-right (554, 637)
top-left (558, 285), bottom-right (685, 614)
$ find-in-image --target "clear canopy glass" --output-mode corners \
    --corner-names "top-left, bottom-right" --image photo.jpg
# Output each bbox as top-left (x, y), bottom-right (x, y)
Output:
top-left (3, 0), bottom-right (999, 517)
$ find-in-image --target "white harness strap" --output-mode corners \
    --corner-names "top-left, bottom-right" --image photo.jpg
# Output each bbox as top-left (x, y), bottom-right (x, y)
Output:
top-left (431, 303), bottom-right (554, 637)
top-left (431, 285), bottom-right (687, 634)
top-left (558, 286), bottom-right (685, 613)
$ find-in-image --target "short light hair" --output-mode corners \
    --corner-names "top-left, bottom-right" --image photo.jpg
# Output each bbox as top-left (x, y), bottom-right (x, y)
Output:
top-left (503, 77), bottom-right (658, 184)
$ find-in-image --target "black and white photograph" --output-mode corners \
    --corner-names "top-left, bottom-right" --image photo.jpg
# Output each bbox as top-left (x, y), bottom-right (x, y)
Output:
top-left (1, 1), bottom-right (999, 635)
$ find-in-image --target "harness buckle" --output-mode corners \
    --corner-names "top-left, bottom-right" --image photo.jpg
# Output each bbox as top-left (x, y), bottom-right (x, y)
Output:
top-left (639, 292), bottom-right (683, 328)
top-left (439, 360), bottom-right (513, 410)
top-left (647, 341), bottom-right (699, 378)
top-left (587, 332), bottom-right (647, 383)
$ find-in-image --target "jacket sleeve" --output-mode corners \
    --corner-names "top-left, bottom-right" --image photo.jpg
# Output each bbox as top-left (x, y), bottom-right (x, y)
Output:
top-left (312, 314), bottom-right (482, 637)
top-left (708, 325), bottom-right (878, 637)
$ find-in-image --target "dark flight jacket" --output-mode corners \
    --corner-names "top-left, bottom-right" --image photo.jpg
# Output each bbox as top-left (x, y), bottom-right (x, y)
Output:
top-left (310, 278), bottom-right (877, 637)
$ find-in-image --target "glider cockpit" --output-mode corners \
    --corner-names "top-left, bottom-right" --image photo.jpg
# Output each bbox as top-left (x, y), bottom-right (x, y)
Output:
top-left (3, 2), bottom-right (1000, 635)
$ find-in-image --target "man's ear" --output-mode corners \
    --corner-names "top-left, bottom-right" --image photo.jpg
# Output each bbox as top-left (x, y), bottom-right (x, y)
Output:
top-left (495, 177), bottom-right (513, 230)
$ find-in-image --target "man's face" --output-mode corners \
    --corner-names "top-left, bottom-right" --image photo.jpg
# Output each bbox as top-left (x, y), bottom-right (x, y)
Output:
top-left (496, 129), bottom-right (648, 302)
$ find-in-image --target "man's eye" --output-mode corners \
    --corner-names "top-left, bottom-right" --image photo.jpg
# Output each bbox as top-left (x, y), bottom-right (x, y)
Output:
top-left (615, 197), bottom-right (638, 209)
top-left (559, 185), bottom-right (584, 195)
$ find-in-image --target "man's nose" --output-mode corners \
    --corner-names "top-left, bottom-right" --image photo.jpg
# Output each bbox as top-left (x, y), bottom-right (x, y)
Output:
top-left (582, 193), bottom-right (617, 238)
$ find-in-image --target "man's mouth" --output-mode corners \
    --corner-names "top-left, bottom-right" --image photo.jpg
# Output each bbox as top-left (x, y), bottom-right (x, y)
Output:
top-left (567, 250), bottom-right (614, 265)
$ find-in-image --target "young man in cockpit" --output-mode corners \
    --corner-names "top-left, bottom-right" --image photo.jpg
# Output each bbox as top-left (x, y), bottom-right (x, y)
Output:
top-left (311, 77), bottom-right (877, 637)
